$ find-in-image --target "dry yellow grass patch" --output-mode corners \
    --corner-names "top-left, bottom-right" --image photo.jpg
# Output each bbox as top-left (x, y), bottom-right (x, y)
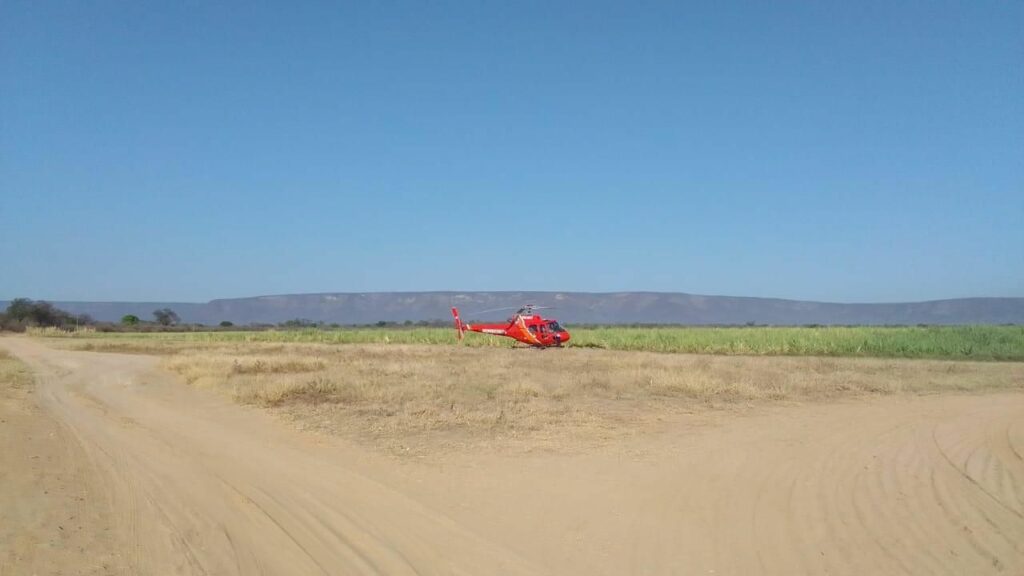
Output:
top-left (44, 337), bottom-right (1024, 450)
top-left (120, 342), bottom-right (1024, 451)
top-left (0, 348), bottom-right (34, 404)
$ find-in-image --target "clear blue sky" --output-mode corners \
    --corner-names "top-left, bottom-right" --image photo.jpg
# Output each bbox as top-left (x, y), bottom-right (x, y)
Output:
top-left (2, 1), bottom-right (1021, 303)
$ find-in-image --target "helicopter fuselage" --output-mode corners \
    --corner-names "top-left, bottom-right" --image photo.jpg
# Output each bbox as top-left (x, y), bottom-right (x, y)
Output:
top-left (451, 307), bottom-right (571, 347)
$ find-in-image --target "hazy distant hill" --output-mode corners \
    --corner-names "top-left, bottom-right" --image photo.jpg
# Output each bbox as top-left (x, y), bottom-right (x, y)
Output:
top-left (4, 292), bottom-right (1022, 326)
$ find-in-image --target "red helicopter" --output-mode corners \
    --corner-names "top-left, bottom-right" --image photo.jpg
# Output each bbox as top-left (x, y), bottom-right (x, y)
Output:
top-left (451, 305), bottom-right (571, 347)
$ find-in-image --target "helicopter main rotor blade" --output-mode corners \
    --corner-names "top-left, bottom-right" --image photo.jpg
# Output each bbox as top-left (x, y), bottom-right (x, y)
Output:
top-left (464, 305), bottom-right (557, 317)
top-left (465, 306), bottom-right (520, 316)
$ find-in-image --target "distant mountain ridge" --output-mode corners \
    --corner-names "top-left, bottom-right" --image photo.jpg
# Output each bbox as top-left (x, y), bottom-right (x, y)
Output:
top-left (3, 292), bottom-right (1022, 326)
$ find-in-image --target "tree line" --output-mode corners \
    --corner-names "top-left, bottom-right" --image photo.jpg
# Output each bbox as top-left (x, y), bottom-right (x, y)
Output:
top-left (0, 298), bottom-right (93, 331)
top-left (0, 299), bottom-right (189, 332)
top-left (1, 299), bottom-right (451, 332)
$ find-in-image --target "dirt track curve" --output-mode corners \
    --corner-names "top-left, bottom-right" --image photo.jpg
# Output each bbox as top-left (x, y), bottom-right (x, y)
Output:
top-left (2, 337), bottom-right (1022, 575)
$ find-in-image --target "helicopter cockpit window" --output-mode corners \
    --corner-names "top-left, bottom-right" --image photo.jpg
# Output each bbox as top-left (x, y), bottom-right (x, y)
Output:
top-left (548, 322), bottom-right (563, 332)
top-left (528, 325), bottom-right (538, 334)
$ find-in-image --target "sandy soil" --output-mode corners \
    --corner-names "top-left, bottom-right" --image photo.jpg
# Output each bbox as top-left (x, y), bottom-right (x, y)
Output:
top-left (0, 347), bottom-right (125, 575)
top-left (1, 336), bottom-right (1022, 575)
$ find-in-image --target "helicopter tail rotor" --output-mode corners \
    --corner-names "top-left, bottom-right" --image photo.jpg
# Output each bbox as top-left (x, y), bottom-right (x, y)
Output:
top-left (451, 307), bottom-right (466, 341)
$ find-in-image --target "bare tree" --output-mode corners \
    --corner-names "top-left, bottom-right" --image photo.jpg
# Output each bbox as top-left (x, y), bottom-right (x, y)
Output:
top-left (153, 308), bottom-right (180, 326)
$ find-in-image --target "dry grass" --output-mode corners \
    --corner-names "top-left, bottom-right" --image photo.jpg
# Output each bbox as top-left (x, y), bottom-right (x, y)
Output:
top-left (0, 349), bottom-right (35, 413)
top-left (37, 325), bottom-right (1024, 360)
top-left (71, 339), bottom-right (1013, 452)
top-left (0, 349), bottom-right (32, 389)
top-left (44, 336), bottom-right (1024, 451)
top-left (24, 326), bottom-right (96, 337)
top-left (58, 339), bottom-right (223, 356)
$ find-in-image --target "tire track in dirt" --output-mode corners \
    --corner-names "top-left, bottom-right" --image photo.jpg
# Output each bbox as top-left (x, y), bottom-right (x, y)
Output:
top-left (393, 393), bottom-right (1024, 575)
top-left (2, 338), bottom-right (544, 575)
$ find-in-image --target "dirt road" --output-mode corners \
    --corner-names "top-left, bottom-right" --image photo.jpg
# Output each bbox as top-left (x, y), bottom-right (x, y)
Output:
top-left (2, 337), bottom-right (1022, 575)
